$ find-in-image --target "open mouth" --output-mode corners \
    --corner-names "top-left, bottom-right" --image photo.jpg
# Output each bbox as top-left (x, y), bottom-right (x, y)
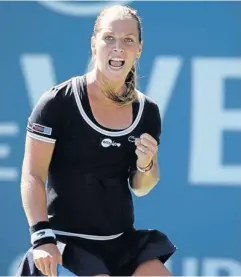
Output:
top-left (108, 57), bottom-right (125, 70)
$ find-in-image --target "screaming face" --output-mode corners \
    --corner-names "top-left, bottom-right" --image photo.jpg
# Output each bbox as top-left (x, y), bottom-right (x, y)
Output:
top-left (91, 13), bottom-right (142, 82)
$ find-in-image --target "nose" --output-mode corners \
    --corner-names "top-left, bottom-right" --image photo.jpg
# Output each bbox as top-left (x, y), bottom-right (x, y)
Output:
top-left (113, 40), bottom-right (124, 53)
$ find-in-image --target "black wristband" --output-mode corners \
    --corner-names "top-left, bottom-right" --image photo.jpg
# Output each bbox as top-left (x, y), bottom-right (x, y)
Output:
top-left (29, 221), bottom-right (51, 234)
top-left (32, 236), bottom-right (57, 249)
top-left (29, 221), bottom-right (57, 248)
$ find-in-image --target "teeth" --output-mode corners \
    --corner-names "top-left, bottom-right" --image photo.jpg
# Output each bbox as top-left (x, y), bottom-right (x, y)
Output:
top-left (111, 58), bottom-right (124, 61)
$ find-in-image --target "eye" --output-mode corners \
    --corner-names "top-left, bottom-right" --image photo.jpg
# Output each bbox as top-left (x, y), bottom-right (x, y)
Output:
top-left (125, 37), bottom-right (134, 43)
top-left (104, 35), bottom-right (115, 42)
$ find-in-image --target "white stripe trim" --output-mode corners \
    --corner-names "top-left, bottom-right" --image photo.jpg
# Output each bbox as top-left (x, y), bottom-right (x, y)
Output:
top-left (27, 131), bottom-right (56, 143)
top-left (31, 229), bottom-right (56, 244)
top-left (53, 229), bottom-right (123, 241)
top-left (72, 76), bottom-right (145, 137)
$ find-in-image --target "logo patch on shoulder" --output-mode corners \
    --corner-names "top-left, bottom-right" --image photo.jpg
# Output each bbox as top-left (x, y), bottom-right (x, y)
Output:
top-left (32, 123), bottom-right (52, 136)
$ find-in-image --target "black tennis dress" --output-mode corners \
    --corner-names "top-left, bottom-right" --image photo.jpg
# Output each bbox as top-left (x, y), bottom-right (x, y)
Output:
top-left (16, 75), bottom-right (176, 276)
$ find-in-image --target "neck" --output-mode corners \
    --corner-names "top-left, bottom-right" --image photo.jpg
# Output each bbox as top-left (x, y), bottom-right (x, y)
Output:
top-left (89, 66), bottom-right (126, 97)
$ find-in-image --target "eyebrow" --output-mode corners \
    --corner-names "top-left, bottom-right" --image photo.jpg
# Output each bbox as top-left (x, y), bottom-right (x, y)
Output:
top-left (125, 33), bottom-right (136, 36)
top-left (103, 31), bottom-right (137, 37)
top-left (102, 29), bottom-right (136, 36)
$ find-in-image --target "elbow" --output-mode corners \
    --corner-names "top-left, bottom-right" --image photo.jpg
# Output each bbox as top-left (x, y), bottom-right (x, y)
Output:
top-left (132, 180), bottom-right (158, 197)
top-left (133, 176), bottom-right (160, 197)
top-left (21, 171), bottom-right (45, 191)
top-left (132, 188), bottom-right (150, 197)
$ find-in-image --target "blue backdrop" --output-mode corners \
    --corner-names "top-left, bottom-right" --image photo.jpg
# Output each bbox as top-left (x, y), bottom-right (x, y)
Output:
top-left (0, 1), bottom-right (241, 275)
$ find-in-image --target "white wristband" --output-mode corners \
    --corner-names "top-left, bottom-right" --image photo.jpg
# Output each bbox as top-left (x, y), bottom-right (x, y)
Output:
top-left (31, 229), bottom-right (56, 244)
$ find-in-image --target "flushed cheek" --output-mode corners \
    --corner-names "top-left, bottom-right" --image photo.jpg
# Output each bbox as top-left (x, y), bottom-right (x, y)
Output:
top-left (96, 53), bottom-right (107, 69)
top-left (125, 53), bottom-right (137, 69)
top-left (96, 45), bottom-right (112, 66)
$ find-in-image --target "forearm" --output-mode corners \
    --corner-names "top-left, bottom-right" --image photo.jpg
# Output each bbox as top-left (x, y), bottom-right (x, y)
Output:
top-left (130, 160), bottom-right (160, 196)
top-left (21, 173), bottom-right (48, 226)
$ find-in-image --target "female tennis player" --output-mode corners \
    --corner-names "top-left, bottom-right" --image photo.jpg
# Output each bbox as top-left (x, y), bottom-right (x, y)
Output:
top-left (17, 5), bottom-right (176, 276)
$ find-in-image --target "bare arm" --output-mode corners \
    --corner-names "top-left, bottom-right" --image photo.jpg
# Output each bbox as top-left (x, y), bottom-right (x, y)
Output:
top-left (21, 136), bottom-right (55, 226)
top-left (130, 153), bottom-right (160, 196)
top-left (129, 133), bottom-right (160, 197)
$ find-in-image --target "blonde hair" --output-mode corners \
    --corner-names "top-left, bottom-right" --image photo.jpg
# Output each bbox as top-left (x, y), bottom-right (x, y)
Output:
top-left (91, 5), bottom-right (142, 105)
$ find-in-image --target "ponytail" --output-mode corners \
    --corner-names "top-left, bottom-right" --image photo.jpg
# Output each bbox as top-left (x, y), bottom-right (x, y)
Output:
top-left (122, 65), bottom-right (138, 105)
top-left (99, 65), bottom-right (138, 106)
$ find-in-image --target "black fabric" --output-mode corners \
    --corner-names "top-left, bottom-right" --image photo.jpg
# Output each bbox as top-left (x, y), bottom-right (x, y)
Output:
top-left (26, 81), bottom-right (69, 141)
top-left (16, 229), bottom-right (176, 276)
top-left (26, 75), bottom-right (162, 236)
top-left (18, 75), bottom-right (177, 276)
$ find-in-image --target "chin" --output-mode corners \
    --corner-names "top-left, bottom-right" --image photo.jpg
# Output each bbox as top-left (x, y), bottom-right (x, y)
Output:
top-left (104, 65), bottom-right (127, 82)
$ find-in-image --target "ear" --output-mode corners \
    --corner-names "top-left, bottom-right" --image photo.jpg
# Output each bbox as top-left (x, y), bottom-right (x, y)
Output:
top-left (91, 36), bottom-right (96, 56)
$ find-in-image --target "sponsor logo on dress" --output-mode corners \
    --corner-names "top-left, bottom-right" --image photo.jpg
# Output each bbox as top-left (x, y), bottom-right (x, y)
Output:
top-left (101, 138), bottom-right (121, 148)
